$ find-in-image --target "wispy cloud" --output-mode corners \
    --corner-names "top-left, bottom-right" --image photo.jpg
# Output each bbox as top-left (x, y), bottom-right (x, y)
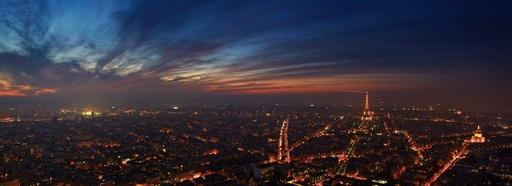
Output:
top-left (0, 0), bottom-right (510, 107)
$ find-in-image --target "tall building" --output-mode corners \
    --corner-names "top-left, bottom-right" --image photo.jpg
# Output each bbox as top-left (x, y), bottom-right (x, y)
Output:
top-left (252, 164), bottom-right (274, 183)
top-left (361, 91), bottom-right (373, 121)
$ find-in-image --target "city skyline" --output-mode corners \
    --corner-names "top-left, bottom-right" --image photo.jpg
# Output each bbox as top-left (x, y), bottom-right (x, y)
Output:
top-left (1, 0), bottom-right (512, 109)
top-left (0, 95), bottom-right (510, 185)
top-left (1, 2), bottom-right (511, 184)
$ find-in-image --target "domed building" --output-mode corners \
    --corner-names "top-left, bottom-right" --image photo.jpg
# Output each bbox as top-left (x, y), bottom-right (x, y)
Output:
top-left (470, 125), bottom-right (485, 143)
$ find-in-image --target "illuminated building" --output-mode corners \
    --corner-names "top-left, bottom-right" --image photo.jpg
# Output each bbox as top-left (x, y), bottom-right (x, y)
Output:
top-left (469, 125), bottom-right (485, 143)
top-left (82, 111), bottom-right (93, 116)
top-left (361, 91), bottom-right (373, 121)
top-left (252, 164), bottom-right (274, 183)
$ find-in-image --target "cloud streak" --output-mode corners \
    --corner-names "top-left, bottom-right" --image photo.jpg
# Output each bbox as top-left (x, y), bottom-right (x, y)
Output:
top-left (0, 0), bottom-right (511, 107)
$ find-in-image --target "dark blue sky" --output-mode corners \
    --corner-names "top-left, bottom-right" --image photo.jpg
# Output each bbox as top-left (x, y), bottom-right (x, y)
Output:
top-left (1, 0), bottom-right (511, 108)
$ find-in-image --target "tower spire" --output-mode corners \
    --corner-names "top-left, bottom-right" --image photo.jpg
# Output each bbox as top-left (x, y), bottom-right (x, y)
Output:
top-left (364, 91), bottom-right (369, 110)
top-left (362, 91), bottom-right (372, 121)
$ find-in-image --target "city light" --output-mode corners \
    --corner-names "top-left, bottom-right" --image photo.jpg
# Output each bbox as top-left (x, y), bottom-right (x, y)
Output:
top-left (0, 0), bottom-right (510, 185)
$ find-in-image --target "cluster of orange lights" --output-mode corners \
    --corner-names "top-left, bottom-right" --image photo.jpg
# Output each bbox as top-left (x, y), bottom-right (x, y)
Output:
top-left (424, 143), bottom-right (469, 186)
top-left (277, 119), bottom-right (291, 163)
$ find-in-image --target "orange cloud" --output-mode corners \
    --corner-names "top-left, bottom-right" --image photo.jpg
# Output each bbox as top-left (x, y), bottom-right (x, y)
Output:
top-left (0, 79), bottom-right (57, 97)
top-left (34, 88), bottom-right (58, 96)
top-left (0, 91), bottom-right (27, 97)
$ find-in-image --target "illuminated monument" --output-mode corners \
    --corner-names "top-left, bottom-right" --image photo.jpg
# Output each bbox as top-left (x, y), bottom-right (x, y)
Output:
top-left (361, 91), bottom-right (373, 121)
top-left (469, 125), bottom-right (485, 143)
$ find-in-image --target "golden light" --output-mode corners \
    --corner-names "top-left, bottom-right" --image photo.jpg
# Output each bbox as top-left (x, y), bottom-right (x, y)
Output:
top-left (0, 80), bottom-right (57, 97)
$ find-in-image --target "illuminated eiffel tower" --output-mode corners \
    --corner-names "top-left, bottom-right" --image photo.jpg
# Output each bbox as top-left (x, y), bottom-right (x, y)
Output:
top-left (361, 91), bottom-right (372, 121)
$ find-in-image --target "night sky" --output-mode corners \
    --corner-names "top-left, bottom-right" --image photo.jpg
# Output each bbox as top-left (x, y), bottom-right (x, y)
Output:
top-left (1, 0), bottom-right (511, 108)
